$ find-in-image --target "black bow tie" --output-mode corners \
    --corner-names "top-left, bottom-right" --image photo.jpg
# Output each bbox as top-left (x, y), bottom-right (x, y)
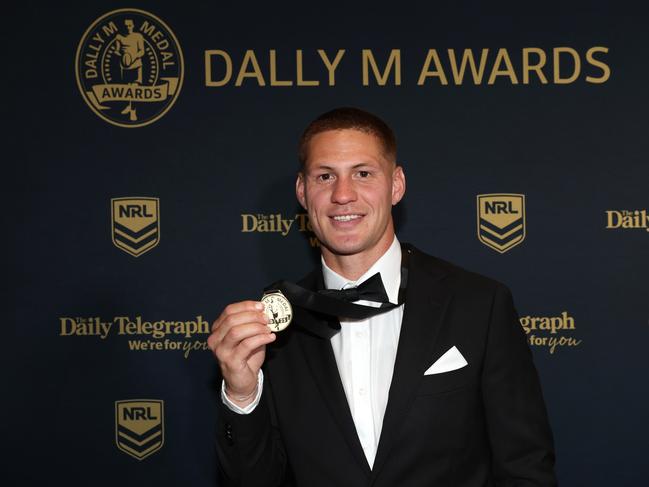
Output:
top-left (264, 244), bottom-right (411, 338)
top-left (318, 273), bottom-right (391, 304)
top-left (266, 249), bottom-right (408, 325)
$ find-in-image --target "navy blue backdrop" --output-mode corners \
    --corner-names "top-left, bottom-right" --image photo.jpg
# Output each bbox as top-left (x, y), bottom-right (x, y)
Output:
top-left (7, 2), bottom-right (649, 485)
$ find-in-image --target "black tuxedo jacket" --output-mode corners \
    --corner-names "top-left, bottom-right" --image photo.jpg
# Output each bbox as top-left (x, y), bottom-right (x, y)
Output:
top-left (216, 244), bottom-right (556, 486)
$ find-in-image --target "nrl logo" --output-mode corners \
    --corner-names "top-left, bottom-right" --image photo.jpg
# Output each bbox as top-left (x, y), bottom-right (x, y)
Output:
top-left (476, 194), bottom-right (526, 253)
top-left (115, 399), bottom-right (164, 460)
top-left (75, 8), bottom-right (183, 127)
top-left (111, 197), bottom-right (160, 257)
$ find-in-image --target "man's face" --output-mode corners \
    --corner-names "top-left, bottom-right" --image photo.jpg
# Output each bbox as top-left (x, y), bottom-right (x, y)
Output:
top-left (296, 129), bottom-right (405, 260)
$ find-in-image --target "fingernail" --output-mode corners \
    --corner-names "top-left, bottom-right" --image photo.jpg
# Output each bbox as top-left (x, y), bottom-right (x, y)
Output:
top-left (255, 302), bottom-right (264, 310)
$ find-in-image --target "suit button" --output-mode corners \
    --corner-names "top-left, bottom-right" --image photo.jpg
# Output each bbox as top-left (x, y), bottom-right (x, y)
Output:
top-left (225, 423), bottom-right (234, 445)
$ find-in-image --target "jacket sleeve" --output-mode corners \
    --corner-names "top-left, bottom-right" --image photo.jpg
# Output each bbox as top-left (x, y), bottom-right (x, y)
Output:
top-left (481, 283), bottom-right (558, 486)
top-left (215, 370), bottom-right (288, 487)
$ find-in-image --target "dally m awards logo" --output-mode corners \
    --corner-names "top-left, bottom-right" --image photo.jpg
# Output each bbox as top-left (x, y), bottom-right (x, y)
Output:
top-left (76, 9), bottom-right (184, 127)
top-left (111, 197), bottom-right (160, 257)
top-left (115, 399), bottom-right (164, 460)
top-left (477, 194), bottom-right (526, 253)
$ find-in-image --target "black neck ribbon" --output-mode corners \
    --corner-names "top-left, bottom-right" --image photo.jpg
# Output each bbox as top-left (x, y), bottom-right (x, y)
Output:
top-left (265, 248), bottom-right (409, 322)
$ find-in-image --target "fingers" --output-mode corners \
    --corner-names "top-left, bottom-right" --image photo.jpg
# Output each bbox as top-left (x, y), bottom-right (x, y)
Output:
top-left (215, 300), bottom-right (265, 327)
top-left (211, 311), bottom-right (269, 347)
top-left (220, 322), bottom-right (272, 349)
top-left (208, 321), bottom-right (268, 355)
top-left (227, 333), bottom-right (276, 364)
top-left (211, 300), bottom-right (266, 331)
top-left (208, 300), bottom-right (273, 357)
top-left (216, 309), bottom-right (268, 331)
top-left (208, 299), bottom-right (280, 394)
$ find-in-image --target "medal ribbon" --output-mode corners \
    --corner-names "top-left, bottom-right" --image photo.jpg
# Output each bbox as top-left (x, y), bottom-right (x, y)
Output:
top-left (265, 248), bottom-right (409, 322)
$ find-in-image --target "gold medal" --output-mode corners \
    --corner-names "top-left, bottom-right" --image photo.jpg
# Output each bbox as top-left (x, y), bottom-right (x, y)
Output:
top-left (261, 290), bottom-right (293, 332)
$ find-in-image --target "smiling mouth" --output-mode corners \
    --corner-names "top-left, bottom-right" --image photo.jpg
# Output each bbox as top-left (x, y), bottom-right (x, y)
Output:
top-left (331, 214), bottom-right (363, 222)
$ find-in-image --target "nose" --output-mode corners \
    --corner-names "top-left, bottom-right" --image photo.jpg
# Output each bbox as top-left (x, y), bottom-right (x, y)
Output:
top-left (331, 175), bottom-right (357, 205)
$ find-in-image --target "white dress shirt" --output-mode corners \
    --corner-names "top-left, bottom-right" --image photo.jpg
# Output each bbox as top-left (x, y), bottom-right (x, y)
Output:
top-left (222, 237), bottom-right (404, 469)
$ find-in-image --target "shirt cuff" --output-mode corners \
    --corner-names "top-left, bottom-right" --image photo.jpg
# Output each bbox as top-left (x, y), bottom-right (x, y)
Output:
top-left (221, 369), bottom-right (264, 415)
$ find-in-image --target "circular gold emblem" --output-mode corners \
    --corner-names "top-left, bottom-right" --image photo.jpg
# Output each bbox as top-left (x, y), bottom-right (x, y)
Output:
top-left (75, 9), bottom-right (184, 128)
top-left (261, 291), bottom-right (293, 332)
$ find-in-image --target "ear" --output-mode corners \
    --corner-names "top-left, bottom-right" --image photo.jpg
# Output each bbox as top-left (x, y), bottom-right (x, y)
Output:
top-left (391, 165), bottom-right (406, 205)
top-left (296, 172), bottom-right (307, 210)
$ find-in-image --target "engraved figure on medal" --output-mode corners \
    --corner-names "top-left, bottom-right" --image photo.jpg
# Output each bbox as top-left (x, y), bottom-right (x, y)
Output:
top-left (261, 291), bottom-right (293, 332)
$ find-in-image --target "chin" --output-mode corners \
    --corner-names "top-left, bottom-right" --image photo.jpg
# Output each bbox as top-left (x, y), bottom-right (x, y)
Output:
top-left (321, 237), bottom-right (368, 257)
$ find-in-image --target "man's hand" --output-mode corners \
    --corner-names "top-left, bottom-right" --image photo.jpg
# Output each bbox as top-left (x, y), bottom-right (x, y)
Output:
top-left (208, 301), bottom-right (276, 407)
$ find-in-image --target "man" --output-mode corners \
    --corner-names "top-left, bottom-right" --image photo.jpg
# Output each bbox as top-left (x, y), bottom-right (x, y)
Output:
top-left (115, 19), bottom-right (144, 84)
top-left (115, 19), bottom-right (144, 121)
top-left (209, 107), bottom-right (556, 486)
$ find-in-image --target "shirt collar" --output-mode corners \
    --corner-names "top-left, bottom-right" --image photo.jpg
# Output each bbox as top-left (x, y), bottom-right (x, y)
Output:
top-left (321, 236), bottom-right (402, 304)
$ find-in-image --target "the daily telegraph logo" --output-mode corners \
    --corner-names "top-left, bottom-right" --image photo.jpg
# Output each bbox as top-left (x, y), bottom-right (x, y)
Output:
top-left (111, 197), bottom-right (160, 257)
top-left (59, 315), bottom-right (211, 358)
top-left (116, 399), bottom-right (164, 460)
top-left (76, 9), bottom-right (183, 127)
top-left (476, 194), bottom-right (526, 253)
top-left (519, 311), bottom-right (582, 354)
top-left (241, 213), bottom-right (320, 247)
top-left (605, 210), bottom-right (649, 232)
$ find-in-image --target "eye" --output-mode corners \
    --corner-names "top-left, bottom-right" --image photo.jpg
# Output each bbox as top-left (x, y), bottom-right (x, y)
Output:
top-left (316, 173), bottom-right (333, 182)
top-left (358, 170), bottom-right (370, 178)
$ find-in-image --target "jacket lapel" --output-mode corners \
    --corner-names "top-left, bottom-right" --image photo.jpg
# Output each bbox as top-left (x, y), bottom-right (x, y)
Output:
top-left (370, 246), bottom-right (453, 480)
top-left (295, 271), bottom-right (373, 476)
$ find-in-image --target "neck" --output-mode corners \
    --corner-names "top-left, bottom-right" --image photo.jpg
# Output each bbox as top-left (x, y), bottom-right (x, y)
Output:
top-left (321, 230), bottom-right (395, 281)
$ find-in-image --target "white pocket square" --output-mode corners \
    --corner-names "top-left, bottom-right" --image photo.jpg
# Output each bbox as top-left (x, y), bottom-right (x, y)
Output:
top-left (424, 346), bottom-right (468, 375)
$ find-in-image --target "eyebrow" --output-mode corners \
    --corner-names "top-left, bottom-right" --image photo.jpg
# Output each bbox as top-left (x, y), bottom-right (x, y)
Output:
top-left (310, 162), bottom-right (378, 171)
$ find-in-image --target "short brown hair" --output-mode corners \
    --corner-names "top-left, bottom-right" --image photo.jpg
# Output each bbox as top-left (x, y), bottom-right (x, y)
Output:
top-left (298, 107), bottom-right (397, 170)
